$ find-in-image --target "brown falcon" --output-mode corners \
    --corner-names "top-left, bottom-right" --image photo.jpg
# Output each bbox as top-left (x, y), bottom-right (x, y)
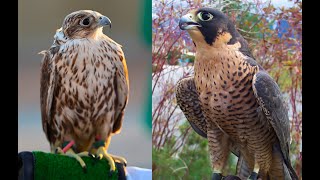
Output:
top-left (40, 10), bottom-right (129, 172)
top-left (176, 8), bottom-right (298, 180)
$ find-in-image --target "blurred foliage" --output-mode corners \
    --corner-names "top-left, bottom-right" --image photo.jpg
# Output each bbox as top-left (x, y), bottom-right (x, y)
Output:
top-left (140, 0), bottom-right (153, 132)
top-left (141, 0), bottom-right (152, 46)
top-left (152, 0), bottom-right (302, 178)
top-left (153, 121), bottom-right (212, 179)
top-left (153, 121), bottom-right (239, 179)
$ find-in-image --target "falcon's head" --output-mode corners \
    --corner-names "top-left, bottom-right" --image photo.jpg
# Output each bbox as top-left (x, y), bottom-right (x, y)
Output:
top-left (61, 10), bottom-right (111, 39)
top-left (179, 8), bottom-right (244, 49)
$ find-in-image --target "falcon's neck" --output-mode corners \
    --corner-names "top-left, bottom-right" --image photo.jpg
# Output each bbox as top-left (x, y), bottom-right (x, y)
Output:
top-left (53, 27), bottom-right (121, 51)
top-left (54, 26), bottom-right (115, 44)
top-left (193, 32), bottom-right (246, 73)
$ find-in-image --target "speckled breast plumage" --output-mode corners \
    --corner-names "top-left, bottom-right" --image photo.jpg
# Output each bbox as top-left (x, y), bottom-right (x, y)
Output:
top-left (194, 49), bottom-right (276, 152)
top-left (48, 38), bottom-right (127, 151)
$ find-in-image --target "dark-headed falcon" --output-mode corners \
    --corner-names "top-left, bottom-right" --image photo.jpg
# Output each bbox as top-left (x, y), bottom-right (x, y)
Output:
top-left (176, 7), bottom-right (298, 180)
top-left (40, 10), bottom-right (129, 172)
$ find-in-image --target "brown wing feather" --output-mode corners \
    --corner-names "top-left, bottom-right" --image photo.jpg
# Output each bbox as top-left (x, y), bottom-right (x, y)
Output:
top-left (112, 53), bottom-right (129, 134)
top-left (40, 46), bottom-right (59, 143)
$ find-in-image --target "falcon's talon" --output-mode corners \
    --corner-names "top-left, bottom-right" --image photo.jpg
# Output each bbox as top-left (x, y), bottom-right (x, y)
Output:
top-left (110, 154), bottom-right (127, 166)
top-left (65, 149), bottom-right (87, 170)
top-left (77, 151), bottom-right (90, 157)
top-left (248, 172), bottom-right (258, 180)
top-left (95, 153), bottom-right (103, 160)
top-left (54, 147), bottom-right (64, 154)
top-left (53, 145), bottom-right (89, 170)
top-left (212, 173), bottom-right (223, 180)
top-left (82, 166), bottom-right (87, 173)
top-left (109, 171), bottom-right (115, 177)
top-left (88, 153), bottom-right (95, 158)
top-left (94, 146), bottom-right (116, 172)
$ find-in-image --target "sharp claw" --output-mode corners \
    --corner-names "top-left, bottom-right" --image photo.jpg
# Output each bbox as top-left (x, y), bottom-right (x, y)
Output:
top-left (212, 173), bottom-right (223, 180)
top-left (83, 166), bottom-right (87, 173)
top-left (109, 170), bottom-right (115, 177)
top-left (92, 153), bottom-right (102, 161)
top-left (97, 154), bottom-right (103, 160)
top-left (93, 145), bottom-right (126, 172)
top-left (53, 143), bottom-right (89, 172)
top-left (104, 154), bottom-right (116, 171)
top-left (109, 154), bottom-right (127, 166)
top-left (248, 172), bottom-right (258, 180)
top-left (54, 147), bottom-right (63, 154)
top-left (89, 153), bottom-right (95, 158)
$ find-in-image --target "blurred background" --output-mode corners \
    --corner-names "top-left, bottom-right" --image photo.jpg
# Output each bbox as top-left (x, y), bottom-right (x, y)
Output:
top-left (18, 0), bottom-right (152, 169)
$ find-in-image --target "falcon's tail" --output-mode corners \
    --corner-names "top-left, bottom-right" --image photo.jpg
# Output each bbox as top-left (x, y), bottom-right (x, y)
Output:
top-left (284, 160), bottom-right (299, 180)
top-left (268, 144), bottom-right (299, 180)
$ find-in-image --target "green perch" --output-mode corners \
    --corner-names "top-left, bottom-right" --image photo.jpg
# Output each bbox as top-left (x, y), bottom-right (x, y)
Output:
top-left (18, 151), bottom-right (126, 180)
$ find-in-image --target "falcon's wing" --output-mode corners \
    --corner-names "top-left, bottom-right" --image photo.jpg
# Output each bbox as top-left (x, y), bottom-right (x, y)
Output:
top-left (252, 71), bottom-right (290, 161)
top-left (252, 71), bottom-right (298, 179)
top-left (176, 77), bottom-right (207, 138)
top-left (40, 46), bottom-right (60, 142)
top-left (111, 49), bottom-right (129, 134)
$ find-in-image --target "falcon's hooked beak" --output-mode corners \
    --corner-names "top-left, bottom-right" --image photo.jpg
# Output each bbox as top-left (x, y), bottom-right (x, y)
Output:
top-left (99, 16), bottom-right (112, 29)
top-left (179, 13), bottom-right (201, 30)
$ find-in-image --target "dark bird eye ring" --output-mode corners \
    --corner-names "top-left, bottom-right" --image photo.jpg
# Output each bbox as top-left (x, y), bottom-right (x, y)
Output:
top-left (198, 12), bottom-right (213, 21)
top-left (81, 18), bottom-right (90, 26)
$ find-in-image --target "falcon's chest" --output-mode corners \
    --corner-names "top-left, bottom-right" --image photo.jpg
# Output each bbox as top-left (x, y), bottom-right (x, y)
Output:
top-left (57, 40), bottom-right (120, 91)
top-left (53, 39), bottom-right (123, 120)
top-left (194, 49), bottom-right (259, 121)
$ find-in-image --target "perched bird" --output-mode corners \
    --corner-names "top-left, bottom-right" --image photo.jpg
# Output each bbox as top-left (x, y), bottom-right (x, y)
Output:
top-left (176, 7), bottom-right (298, 180)
top-left (40, 10), bottom-right (129, 172)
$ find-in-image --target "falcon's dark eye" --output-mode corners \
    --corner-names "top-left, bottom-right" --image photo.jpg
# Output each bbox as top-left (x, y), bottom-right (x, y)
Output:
top-left (197, 12), bottom-right (214, 21)
top-left (81, 18), bottom-right (90, 26)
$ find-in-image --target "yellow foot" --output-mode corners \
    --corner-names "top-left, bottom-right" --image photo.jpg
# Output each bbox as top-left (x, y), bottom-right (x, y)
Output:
top-left (108, 153), bottom-right (127, 166)
top-left (55, 144), bottom-right (90, 172)
top-left (95, 146), bottom-right (116, 172)
top-left (248, 163), bottom-right (259, 180)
